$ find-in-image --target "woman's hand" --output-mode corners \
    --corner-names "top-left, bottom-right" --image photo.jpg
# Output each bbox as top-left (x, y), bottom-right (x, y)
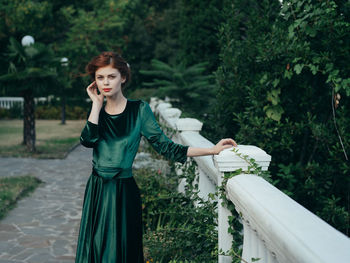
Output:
top-left (211, 138), bottom-right (237, 155)
top-left (86, 81), bottom-right (104, 107)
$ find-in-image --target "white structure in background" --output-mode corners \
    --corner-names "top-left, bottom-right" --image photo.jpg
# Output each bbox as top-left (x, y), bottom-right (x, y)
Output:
top-left (0, 97), bottom-right (24, 109)
top-left (0, 96), bottom-right (57, 109)
top-left (150, 96), bottom-right (350, 263)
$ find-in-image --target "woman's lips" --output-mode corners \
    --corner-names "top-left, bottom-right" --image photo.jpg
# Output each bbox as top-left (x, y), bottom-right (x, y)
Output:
top-left (103, 88), bottom-right (111, 92)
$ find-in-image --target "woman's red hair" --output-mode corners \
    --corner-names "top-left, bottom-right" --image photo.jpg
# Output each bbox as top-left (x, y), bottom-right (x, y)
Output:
top-left (86, 51), bottom-right (131, 89)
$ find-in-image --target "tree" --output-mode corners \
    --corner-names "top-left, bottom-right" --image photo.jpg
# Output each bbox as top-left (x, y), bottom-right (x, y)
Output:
top-left (140, 59), bottom-right (217, 117)
top-left (215, 0), bottom-right (350, 235)
top-left (177, 0), bottom-right (224, 72)
top-left (0, 37), bottom-right (60, 152)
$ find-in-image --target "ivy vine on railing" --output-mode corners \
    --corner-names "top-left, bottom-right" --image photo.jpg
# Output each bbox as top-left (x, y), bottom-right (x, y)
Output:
top-left (216, 147), bottom-right (273, 263)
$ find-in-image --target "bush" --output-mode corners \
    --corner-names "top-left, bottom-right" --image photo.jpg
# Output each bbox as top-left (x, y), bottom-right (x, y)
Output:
top-left (35, 105), bottom-right (87, 119)
top-left (0, 103), bottom-right (23, 119)
top-left (215, 0), bottom-right (350, 235)
top-left (134, 160), bottom-right (217, 262)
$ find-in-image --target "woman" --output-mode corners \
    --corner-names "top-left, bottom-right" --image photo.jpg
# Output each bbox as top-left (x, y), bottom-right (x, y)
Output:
top-left (75, 51), bottom-right (237, 262)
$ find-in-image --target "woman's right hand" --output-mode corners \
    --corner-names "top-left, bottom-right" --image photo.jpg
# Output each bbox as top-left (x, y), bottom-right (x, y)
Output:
top-left (86, 81), bottom-right (104, 107)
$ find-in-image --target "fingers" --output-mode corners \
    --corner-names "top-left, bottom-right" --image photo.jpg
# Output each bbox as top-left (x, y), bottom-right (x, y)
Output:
top-left (223, 145), bottom-right (232, 149)
top-left (86, 81), bottom-right (97, 93)
top-left (220, 138), bottom-right (237, 147)
top-left (88, 81), bottom-right (96, 89)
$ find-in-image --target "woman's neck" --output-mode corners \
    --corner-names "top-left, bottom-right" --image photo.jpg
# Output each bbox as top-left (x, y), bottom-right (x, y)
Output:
top-left (105, 91), bottom-right (127, 113)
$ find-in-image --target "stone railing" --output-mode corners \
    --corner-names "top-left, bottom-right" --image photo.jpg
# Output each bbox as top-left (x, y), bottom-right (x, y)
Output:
top-left (150, 97), bottom-right (350, 263)
top-left (0, 96), bottom-right (92, 109)
top-left (0, 97), bottom-right (24, 109)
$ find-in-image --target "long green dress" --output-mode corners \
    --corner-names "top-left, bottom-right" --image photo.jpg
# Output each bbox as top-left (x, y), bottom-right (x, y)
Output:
top-left (75, 98), bottom-right (189, 263)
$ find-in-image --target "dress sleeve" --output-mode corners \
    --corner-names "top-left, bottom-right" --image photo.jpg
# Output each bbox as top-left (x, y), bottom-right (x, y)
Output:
top-left (140, 101), bottom-right (189, 164)
top-left (80, 110), bottom-right (100, 148)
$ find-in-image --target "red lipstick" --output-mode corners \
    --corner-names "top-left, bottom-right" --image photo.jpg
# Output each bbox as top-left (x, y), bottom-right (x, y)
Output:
top-left (103, 88), bottom-right (111, 92)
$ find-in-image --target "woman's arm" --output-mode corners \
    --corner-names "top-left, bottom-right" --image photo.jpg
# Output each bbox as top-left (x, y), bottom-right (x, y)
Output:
top-left (86, 81), bottom-right (104, 124)
top-left (88, 102), bottom-right (102, 124)
top-left (80, 82), bottom-right (104, 148)
top-left (187, 138), bottom-right (237, 157)
top-left (140, 100), bottom-right (189, 164)
top-left (80, 102), bottom-right (101, 148)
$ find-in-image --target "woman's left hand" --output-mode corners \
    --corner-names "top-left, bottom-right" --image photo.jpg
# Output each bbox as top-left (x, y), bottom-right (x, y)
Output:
top-left (212, 138), bottom-right (237, 155)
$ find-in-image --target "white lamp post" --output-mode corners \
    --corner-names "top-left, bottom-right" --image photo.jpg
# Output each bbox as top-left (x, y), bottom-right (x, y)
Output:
top-left (60, 57), bottom-right (69, 125)
top-left (21, 35), bottom-right (35, 47)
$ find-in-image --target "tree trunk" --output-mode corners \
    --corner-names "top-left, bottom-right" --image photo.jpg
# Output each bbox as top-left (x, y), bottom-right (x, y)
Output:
top-left (22, 89), bottom-right (36, 152)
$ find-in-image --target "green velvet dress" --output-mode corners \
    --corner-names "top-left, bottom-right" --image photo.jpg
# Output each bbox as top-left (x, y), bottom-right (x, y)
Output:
top-left (75, 98), bottom-right (189, 263)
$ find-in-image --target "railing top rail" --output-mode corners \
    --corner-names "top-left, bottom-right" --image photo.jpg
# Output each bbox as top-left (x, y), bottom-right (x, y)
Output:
top-left (227, 173), bottom-right (350, 263)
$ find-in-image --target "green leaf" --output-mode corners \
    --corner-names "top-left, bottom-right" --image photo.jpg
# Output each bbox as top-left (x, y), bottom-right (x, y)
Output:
top-left (294, 64), bottom-right (304, 75)
top-left (309, 64), bottom-right (319, 75)
top-left (283, 70), bottom-right (293, 80)
top-left (288, 25), bottom-right (295, 38)
top-left (267, 88), bottom-right (281, 105)
top-left (272, 79), bottom-right (280, 88)
top-left (264, 105), bottom-right (284, 122)
top-left (305, 25), bottom-right (317, 37)
top-left (259, 74), bottom-right (268, 84)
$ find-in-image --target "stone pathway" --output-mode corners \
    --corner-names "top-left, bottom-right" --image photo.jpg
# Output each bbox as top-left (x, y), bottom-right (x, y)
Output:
top-left (0, 141), bottom-right (168, 263)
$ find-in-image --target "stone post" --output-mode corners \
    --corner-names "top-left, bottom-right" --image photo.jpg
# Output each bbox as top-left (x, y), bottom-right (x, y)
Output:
top-left (213, 145), bottom-right (271, 263)
top-left (175, 117), bottom-right (203, 193)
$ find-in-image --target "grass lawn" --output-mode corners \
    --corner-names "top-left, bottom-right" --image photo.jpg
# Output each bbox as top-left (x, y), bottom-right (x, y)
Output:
top-left (0, 175), bottom-right (43, 220)
top-left (0, 119), bottom-right (86, 158)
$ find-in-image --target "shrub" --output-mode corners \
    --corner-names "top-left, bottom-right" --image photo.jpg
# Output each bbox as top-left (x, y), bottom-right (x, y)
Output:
top-left (215, 0), bottom-right (350, 235)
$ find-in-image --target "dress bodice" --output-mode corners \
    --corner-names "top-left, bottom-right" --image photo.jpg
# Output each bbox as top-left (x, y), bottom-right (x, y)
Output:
top-left (80, 99), bottom-right (189, 179)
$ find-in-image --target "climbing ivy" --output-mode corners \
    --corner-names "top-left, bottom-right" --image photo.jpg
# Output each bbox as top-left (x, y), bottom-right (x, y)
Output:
top-left (216, 148), bottom-right (272, 263)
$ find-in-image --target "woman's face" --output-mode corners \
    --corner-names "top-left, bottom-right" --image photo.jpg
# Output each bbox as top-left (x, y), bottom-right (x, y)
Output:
top-left (95, 64), bottom-right (125, 97)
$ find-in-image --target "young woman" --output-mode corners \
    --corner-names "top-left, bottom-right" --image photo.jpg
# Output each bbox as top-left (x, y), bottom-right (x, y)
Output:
top-left (75, 51), bottom-right (237, 262)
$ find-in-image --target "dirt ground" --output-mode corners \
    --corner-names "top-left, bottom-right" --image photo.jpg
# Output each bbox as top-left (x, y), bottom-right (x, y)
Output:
top-left (0, 120), bottom-right (86, 146)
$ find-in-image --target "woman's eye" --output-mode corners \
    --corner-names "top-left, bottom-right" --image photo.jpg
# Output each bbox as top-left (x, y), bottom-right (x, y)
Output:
top-left (97, 77), bottom-right (103, 80)
top-left (108, 76), bottom-right (116, 79)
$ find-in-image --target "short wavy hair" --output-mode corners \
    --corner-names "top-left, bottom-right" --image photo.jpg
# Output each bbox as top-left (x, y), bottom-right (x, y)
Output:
top-left (85, 51), bottom-right (131, 89)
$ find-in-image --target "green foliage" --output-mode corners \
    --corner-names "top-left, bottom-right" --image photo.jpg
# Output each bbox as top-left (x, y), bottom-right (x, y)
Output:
top-left (177, 0), bottom-right (224, 72)
top-left (58, 1), bottom-right (127, 68)
top-left (215, 0), bottom-right (350, 236)
top-left (0, 104), bottom-right (23, 119)
top-left (0, 37), bottom-right (60, 97)
top-left (128, 88), bottom-right (159, 102)
top-left (134, 160), bottom-right (217, 262)
top-left (121, 0), bottom-right (224, 92)
top-left (0, 0), bottom-right (224, 105)
top-left (140, 59), bottom-right (217, 117)
top-left (34, 105), bottom-right (86, 119)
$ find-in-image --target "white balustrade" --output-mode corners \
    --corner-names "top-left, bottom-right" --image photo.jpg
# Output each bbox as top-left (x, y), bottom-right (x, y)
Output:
top-left (150, 96), bottom-right (350, 263)
top-left (0, 96), bottom-right (59, 109)
top-left (0, 97), bottom-right (24, 109)
top-left (226, 174), bottom-right (350, 263)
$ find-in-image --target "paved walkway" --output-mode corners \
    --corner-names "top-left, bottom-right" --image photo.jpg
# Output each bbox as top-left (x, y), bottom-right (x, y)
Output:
top-left (0, 142), bottom-right (167, 263)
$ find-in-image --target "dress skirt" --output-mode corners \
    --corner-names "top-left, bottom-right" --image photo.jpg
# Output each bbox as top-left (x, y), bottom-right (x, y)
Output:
top-left (75, 168), bottom-right (144, 263)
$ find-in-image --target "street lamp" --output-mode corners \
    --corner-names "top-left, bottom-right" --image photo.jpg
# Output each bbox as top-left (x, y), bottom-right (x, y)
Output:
top-left (61, 57), bottom-right (69, 67)
top-left (21, 35), bottom-right (35, 47)
top-left (60, 57), bottom-right (69, 125)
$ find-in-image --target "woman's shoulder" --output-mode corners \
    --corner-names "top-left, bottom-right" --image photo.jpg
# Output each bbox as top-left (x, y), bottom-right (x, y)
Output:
top-left (127, 98), bottom-right (142, 106)
top-left (127, 98), bottom-right (148, 114)
top-left (127, 98), bottom-right (149, 108)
